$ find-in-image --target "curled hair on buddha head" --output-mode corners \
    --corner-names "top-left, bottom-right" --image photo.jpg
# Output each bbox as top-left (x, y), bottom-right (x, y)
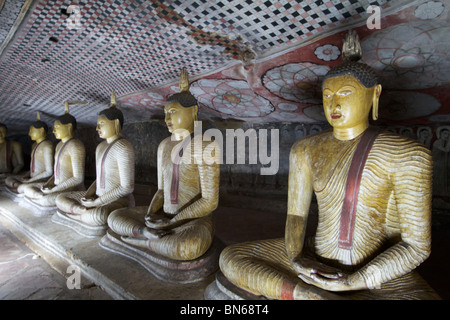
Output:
top-left (166, 68), bottom-right (198, 108)
top-left (166, 92), bottom-right (198, 108)
top-left (323, 30), bottom-right (379, 88)
top-left (98, 92), bottom-right (124, 128)
top-left (31, 112), bottom-right (48, 133)
top-left (57, 102), bottom-right (77, 130)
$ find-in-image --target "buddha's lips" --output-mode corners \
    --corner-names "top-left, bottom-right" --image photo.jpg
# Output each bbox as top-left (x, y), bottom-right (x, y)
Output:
top-left (331, 114), bottom-right (342, 119)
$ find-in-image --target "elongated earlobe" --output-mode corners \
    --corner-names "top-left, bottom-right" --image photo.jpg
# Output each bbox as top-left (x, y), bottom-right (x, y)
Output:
top-left (372, 84), bottom-right (382, 121)
top-left (114, 119), bottom-right (122, 135)
top-left (68, 123), bottom-right (74, 136)
top-left (192, 105), bottom-right (198, 125)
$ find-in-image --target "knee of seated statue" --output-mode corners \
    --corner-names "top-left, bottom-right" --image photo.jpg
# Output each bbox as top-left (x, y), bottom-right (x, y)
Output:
top-left (24, 185), bottom-right (44, 199)
top-left (107, 207), bottom-right (142, 237)
top-left (5, 176), bottom-right (19, 189)
top-left (171, 217), bottom-right (214, 260)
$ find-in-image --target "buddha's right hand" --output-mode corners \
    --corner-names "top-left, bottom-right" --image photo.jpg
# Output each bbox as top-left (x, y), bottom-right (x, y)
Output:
top-left (142, 227), bottom-right (172, 239)
top-left (41, 186), bottom-right (52, 194)
top-left (291, 258), bottom-right (345, 281)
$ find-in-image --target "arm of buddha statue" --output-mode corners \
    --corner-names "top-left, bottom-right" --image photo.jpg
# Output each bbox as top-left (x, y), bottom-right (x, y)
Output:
top-left (168, 142), bottom-right (220, 225)
top-left (11, 141), bottom-right (24, 174)
top-left (42, 175), bottom-right (55, 190)
top-left (297, 143), bottom-right (433, 292)
top-left (352, 146), bottom-right (433, 290)
top-left (81, 180), bottom-right (97, 204)
top-left (27, 143), bottom-right (54, 182)
top-left (285, 141), bottom-right (312, 263)
top-left (145, 141), bottom-right (165, 221)
top-left (287, 141), bottom-right (355, 288)
top-left (84, 143), bottom-right (135, 207)
top-left (46, 141), bottom-right (85, 193)
top-left (147, 142), bottom-right (221, 228)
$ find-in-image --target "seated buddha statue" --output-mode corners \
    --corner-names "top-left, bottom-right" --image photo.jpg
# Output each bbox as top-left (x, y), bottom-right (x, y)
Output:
top-left (0, 121), bottom-right (24, 179)
top-left (22, 103), bottom-right (85, 210)
top-left (5, 112), bottom-right (54, 195)
top-left (216, 31), bottom-right (440, 300)
top-left (104, 70), bottom-right (220, 281)
top-left (53, 93), bottom-right (135, 235)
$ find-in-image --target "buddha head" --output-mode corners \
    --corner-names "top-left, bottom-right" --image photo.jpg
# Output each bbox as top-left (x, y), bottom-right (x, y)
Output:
top-left (97, 92), bottom-right (124, 140)
top-left (322, 31), bottom-right (382, 138)
top-left (164, 68), bottom-right (198, 135)
top-left (53, 102), bottom-right (77, 141)
top-left (29, 112), bottom-right (48, 143)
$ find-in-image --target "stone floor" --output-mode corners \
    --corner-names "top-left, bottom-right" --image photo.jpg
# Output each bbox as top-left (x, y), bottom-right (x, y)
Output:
top-left (0, 191), bottom-right (448, 300)
top-left (0, 221), bottom-right (111, 300)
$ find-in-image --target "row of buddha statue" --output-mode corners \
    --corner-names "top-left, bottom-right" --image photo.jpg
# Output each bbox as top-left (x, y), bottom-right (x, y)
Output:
top-left (0, 31), bottom-right (440, 299)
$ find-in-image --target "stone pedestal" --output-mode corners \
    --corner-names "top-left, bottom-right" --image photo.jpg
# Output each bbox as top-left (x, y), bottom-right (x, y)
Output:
top-left (204, 271), bottom-right (267, 300)
top-left (100, 230), bottom-right (224, 284)
top-left (51, 209), bottom-right (107, 238)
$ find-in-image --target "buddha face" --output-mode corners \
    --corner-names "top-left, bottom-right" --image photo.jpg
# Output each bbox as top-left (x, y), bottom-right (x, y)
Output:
top-left (322, 74), bottom-right (381, 130)
top-left (96, 115), bottom-right (118, 140)
top-left (53, 120), bottom-right (72, 141)
top-left (164, 101), bottom-right (197, 134)
top-left (28, 126), bottom-right (45, 142)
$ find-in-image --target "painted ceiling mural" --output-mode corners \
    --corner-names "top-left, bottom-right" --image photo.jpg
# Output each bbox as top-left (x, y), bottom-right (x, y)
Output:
top-left (0, 0), bottom-right (449, 133)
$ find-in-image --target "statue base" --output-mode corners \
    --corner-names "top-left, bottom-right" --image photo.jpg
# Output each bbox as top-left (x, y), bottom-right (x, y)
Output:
top-left (99, 230), bottom-right (224, 284)
top-left (204, 271), bottom-right (267, 300)
top-left (51, 209), bottom-right (107, 238)
top-left (204, 271), bottom-right (442, 300)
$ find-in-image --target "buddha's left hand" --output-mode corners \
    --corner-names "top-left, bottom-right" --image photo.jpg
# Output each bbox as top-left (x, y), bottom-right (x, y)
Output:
top-left (81, 197), bottom-right (100, 208)
top-left (145, 216), bottom-right (171, 229)
top-left (294, 258), bottom-right (366, 291)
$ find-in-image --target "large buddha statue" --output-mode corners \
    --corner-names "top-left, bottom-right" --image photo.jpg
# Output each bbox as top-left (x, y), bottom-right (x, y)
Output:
top-left (214, 31), bottom-right (439, 300)
top-left (102, 69), bottom-right (221, 282)
top-left (53, 93), bottom-right (135, 237)
top-left (22, 103), bottom-right (85, 210)
top-left (5, 112), bottom-right (54, 195)
top-left (0, 120), bottom-right (24, 179)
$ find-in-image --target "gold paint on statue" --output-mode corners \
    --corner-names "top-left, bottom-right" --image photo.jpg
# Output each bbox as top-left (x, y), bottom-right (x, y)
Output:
top-left (218, 31), bottom-right (439, 300)
top-left (108, 69), bottom-right (220, 261)
top-left (22, 104), bottom-right (85, 208)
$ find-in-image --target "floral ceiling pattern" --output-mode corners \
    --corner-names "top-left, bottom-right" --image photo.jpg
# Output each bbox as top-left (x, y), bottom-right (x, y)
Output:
top-left (0, 0), bottom-right (449, 133)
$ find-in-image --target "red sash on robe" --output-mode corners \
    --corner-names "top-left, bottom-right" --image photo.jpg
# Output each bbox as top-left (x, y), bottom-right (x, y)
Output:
top-left (99, 137), bottom-right (124, 189)
top-left (170, 134), bottom-right (194, 204)
top-left (338, 127), bottom-right (379, 250)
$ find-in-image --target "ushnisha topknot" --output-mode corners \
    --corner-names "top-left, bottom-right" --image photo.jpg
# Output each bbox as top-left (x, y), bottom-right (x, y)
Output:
top-left (98, 92), bottom-right (124, 128)
top-left (323, 30), bottom-right (379, 88)
top-left (31, 111), bottom-right (49, 133)
top-left (57, 101), bottom-right (77, 130)
top-left (166, 68), bottom-right (198, 108)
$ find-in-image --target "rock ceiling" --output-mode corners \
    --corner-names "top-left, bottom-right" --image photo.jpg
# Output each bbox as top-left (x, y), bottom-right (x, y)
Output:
top-left (0, 0), bottom-right (449, 134)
